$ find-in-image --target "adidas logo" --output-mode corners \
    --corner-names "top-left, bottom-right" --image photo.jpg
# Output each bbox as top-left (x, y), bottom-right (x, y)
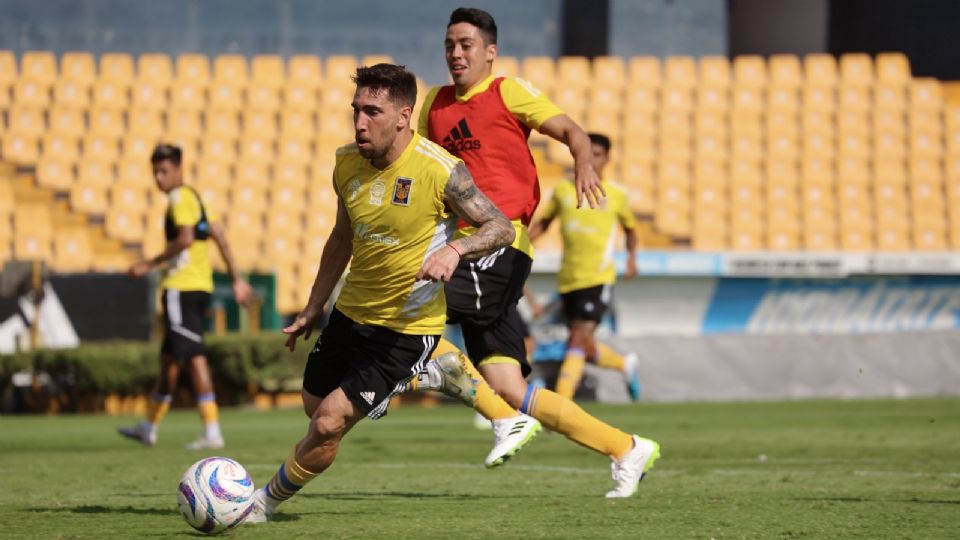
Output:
top-left (360, 391), bottom-right (376, 405)
top-left (442, 118), bottom-right (482, 152)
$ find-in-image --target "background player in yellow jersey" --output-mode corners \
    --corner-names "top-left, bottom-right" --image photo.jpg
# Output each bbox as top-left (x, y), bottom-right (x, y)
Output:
top-left (530, 133), bottom-right (642, 400)
top-left (118, 143), bottom-right (252, 449)
top-left (245, 64), bottom-right (515, 523)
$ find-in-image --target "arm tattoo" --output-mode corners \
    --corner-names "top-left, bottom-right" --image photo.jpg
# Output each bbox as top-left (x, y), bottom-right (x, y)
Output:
top-left (444, 162), bottom-right (515, 256)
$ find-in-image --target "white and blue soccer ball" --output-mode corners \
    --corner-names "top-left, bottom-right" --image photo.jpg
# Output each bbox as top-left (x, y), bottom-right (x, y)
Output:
top-left (177, 457), bottom-right (255, 534)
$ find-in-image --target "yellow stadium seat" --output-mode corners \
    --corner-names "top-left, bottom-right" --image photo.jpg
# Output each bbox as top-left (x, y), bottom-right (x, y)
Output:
top-left (239, 135), bottom-right (275, 164)
top-left (659, 109), bottom-right (692, 138)
top-left (767, 86), bottom-right (799, 112)
top-left (250, 55), bottom-right (286, 88)
top-left (875, 130), bottom-right (906, 160)
top-left (46, 107), bottom-right (83, 137)
top-left (492, 56), bottom-right (519, 79)
top-left (876, 224), bottom-right (910, 251)
top-left (664, 56), bottom-right (696, 88)
top-left (628, 56), bottom-right (662, 88)
top-left (121, 133), bottom-right (157, 162)
top-left (213, 54), bottom-right (248, 85)
top-left (318, 109), bottom-right (353, 139)
top-left (137, 54), bottom-right (173, 85)
top-left (283, 83), bottom-right (319, 111)
top-left (61, 52), bottom-right (96, 84)
top-left (839, 53), bottom-right (873, 88)
top-left (52, 78), bottom-right (90, 108)
top-left (41, 132), bottom-right (80, 162)
top-left (769, 132), bottom-right (799, 161)
top-left (804, 54), bottom-right (838, 87)
top-left (271, 179), bottom-right (308, 212)
top-left (280, 109), bottom-right (316, 138)
top-left (913, 219), bottom-right (947, 251)
top-left (176, 54), bottom-right (211, 86)
top-left (910, 79), bottom-right (943, 111)
top-left (768, 54), bottom-right (801, 88)
top-left (692, 223), bottom-right (728, 251)
top-left (82, 133), bottom-right (120, 162)
top-left (13, 79), bottom-right (51, 107)
top-left (733, 56), bottom-right (766, 88)
top-left (241, 110), bottom-right (279, 138)
top-left (288, 55), bottom-right (323, 88)
top-left (204, 109), bottom-right (239, 139)
top-left (557, 56), bottom-right (590, 89)
top-left (731, 86), bottom-right (763, 114)
top-left (838, 109), bottom-right (869, 136)
top-left (277, 135), bottom-right (312, 165)
top-left (208, 80), bottom-right (243, 111)
top-left (319, 84), bottom-right (353, 111)
top-left (876, 52), bottom-right (910, 86)
top-left (235, 160), bottom-right (270, 187)
top-left (654, 205), bottom-right (691, 237)
top-left (625, 85), bottom-right (658, 113)
top-left (230, 179), bottom-right (268, 211)
top-left (0, 50), bottom-right (16, 86)
top-left (89, 107), bottom-right (125, 137)
top-left (553, 86), bottom-right (586, 118)
top-left (264, 235), bottom-right (302, 266)
top-left (69, 181), bottom-right (109, 215)
top-left (838, 131), bottom-right (869, 160)
top-left (36, 158), bottom-right (74, 190)
top-left (274, 161), bottom-right (309, 188)
top-left (873, 109), bottom-right (906, 137)
top-left (588, 86), bottom-right (622, 112)
top-left (21, 51), bottom-right (57, 84)
top-left (693, 131), bottom-right (726, 161)
top-left (732, 132), bottom-right (763, 162)
top-left (803, 221), bottom-right (838, 251)
top-left (166, 108), bottom-right (203, 141)
top-left (910, 156), bottom-right (942, 183)
top-left (767, 110), bottom-right (799, 140)
top-left (248, 82), bottom-right (281, 112)
top-left (909, 109), bottom-right (942, 136)
top-left (92, 79), bottom-right (130, 110)
top-left (104, 207), bottom-right (146, 244)
top-left (360, 54), bottom-right (393, 67)
top-left (193, 183), bottom-right (230, 216)
top-left (110, 181), bottom-right (152, 210)
top-left (199, 136), bottom-right (238, 164)
top-left (592, 56), bottom-right (625, 89)
top-left (839, 86), bottom-right (870, 113)
top-left (910, 130), bottom-right (943, 159)
top-left (99, 53), bottom-right (134, 85)
top-left (51, 226), bottom-right (94, 271)
top-left (116, 157), bottom-right (151, 186)
top-left (694, 111), bottom-right (726, 136)
top-left (76, 159), bottom-right (116, 187)
top-left (315, 132), bottom-right (348, 161)
top-left (874, 84), bottom-right (906, 112)
top-left (130, 80), bottom-right (168, 110)
top-left (7, 106), bottom-right (45, 135)
top-left (325, 55), bottom-right (358, 86)
top-left (695, 86), bottom-right (728, 112)
top-left (1, 133), bottom-right (39, 163)
top-left (698, 56), bottom-right (731, 88)
top-left (730, 158), bottom-right (763, 188)
top-left (802, 84), bottom-right (835, 112)
top-left (15, 230), bottom-right (52, 261)
top-left (170, 81), bottom-right (206, 110)
top-left (520, 56), bottom-right (555, 92)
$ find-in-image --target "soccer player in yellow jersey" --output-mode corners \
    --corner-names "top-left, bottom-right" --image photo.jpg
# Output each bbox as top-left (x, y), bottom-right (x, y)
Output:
top-left (529, 133), bottom-right (642, 400)
top-left (404, 7), bottom-right (659, 498)
top-left (118, 143), bottom-right (252, 449)
top-left (245, 64), bottom-right (515, 523)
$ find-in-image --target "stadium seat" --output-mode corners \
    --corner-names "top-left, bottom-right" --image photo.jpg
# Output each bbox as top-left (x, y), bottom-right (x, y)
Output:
top-left (15, 229), bottom-right (53, 261)
top-left (875, 130), bottom-right (906, 160)
top-left (288, 55), bottom-right (323, 88)
top-left (120, 132), bottom-right (157, 161)
top-left (273, 161), bottom-right (309, 189)
top-left (910, 79), bottom-right (943, 111)
top-left (839, 86), bottom-right (870, 113)
top-left (241, 109), bottom-right (279, 138)
top-left (110, 182), bottom-right (152, 212)
top-left (130, 80), bottom-right (168, 110)
top-left (206, 109), bottom-right (240, 139)
top-left (176, 54), bottom-right (211, 87)
top-left (804, 54), bottom-right (838, 87)
top-left (277, 135), bottom-right (312, 166)
top-left (768, 86), bottom-right (799, 112)
top-left (193, 183), bottom-right (229, 217)
top-left (592, 56), bottom-right (626, 89)
top-left (89, 107), bottom-right (126, 137)
top-left (520, 56), bottom-right (555, 92)
top-left (230, 177), bottom-right (269, 211)
top-left (213, 54), bottom-right (248, 86)
top-left (319, 84), bottom-right (353, 112)
top-left (199, 136), bottom-right (238, 164)
top-left (21, 51), bottom-right (57, 84)
top-left (248, 82), bottom-right (281, 112)
top-left (60, 52), bottom-right (96, 84)
top-left (81, 133), bottom-right (120, 162)
top-left (876, 52), bottom-right (911, 86)
top-left (664, 56), bottom-right (696, 89)
top-left (697, 56), bottom-right (731, 88)
top-left (36, 158), bottom-right (74, 190)
top-left (6, 105), bottom-right (45, 136)
top-left (234, 159), bottom-right (270, 187)
top-left (12, 79), bottom-right (51, 107)
top-left (283, 83), bottom-right (319, 111)
top-left (695, 86), bottom-right (727, 112)
top-left (100, 53), bottom-right (134, 85)
top-left (628, 56), bottom-right (661, 87)
top-left (802, 84), bottom-right (835, 112)
top-left (731, 86), bottom-right (764, 114)
top-left (588, 86), bottom-right (622, 112)
top-left (325, 55), bottom-right (358, 86)
top-left (170, 81), bottom-right (207, 111)
top-left (41, 132), bottom-right (80, 162)
top-left (769, 54), bottom-right (802, 88)
top-left (208, 81), bottom-right (244, 111)
top-left (839, 53), bottom-right (874, 88)
top-left (92, 79), bottom-right (130, 110)
top-left (116, 157), bottom-right (150, 186)
top-left (1, 132), bottom-right (40, 163)
top-left (733, 56), bottom-right (766, 88)
top-left (654, 205), bottom-right (691, 237)
top-left (104, 207), bottom-right (146, 244)
top-left (47, 107), bottom-right (84, 137)
top-left (76, 159), bottom-right (116, 187)
top-left (271, 178), bottom-right (309, 212)
top-left (279, 109), bottom-right (316, 139)
top-left (239, 135), bottom-right (275, 164)
top-left (250, 55), bottom-right (286, 88)
top-left (557, 56), bottom-right (590, 89)
top-left (69, 181), bottom-right (109, 215)
top-left (493, 56), bottom-right (519, 79)
top-left (137, 54), bottom-right (173, 86)
top-left (625, 85), bottom-right (658, 112)
top-left (52, 78), bottom-right (90, 108)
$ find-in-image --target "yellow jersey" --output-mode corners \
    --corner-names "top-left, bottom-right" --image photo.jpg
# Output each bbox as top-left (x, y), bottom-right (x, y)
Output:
top-left (540, 180), bottom-right (635, 293)
top-left (333, 133), bottom-right (459, 335)
top-left (160, 186), bottom-right (214, 292)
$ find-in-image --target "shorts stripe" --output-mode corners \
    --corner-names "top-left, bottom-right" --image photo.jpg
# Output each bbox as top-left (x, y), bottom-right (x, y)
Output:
top-left (469, 262), bottom-right (482, 311)
top-left (367, 335), bottom-right (435, 419)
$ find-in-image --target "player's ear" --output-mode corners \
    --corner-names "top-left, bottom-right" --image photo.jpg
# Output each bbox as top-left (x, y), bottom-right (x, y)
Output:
top-left (486, 43), bottom-right (497, 64)
top-left (397, 105), bottom-right (412, 130)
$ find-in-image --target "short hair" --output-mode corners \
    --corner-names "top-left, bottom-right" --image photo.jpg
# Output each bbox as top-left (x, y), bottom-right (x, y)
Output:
top-left (588, 133), bottom-right (612, 153)
top-left (449, 7), bottom-right (498, 45)
top-left (352, 63), bottom-right (417, 108)
top-left (150, 143), bottom-right (182, 166)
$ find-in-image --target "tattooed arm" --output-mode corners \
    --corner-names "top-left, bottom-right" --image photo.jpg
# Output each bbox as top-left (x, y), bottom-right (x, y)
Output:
top-left (415, 162), bottom-right (515, 282)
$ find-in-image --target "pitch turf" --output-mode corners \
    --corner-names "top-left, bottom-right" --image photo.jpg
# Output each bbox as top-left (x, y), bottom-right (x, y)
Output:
top-left (1, 398), bottom-right (958, 539)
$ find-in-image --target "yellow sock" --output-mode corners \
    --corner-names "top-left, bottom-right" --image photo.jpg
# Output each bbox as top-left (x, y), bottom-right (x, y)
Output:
top-left (555, 348), bottom-right (587, 399)
top-left (520, 386), bottom-right (633, 459)
top-left (197, 393), bottom-right (219, 424)
top-left (145, 393), bottom-right (171, 426)
top-left (594, 343), bottom-right (626, 371)
top-left (265, 445), bottom-right (320, 503)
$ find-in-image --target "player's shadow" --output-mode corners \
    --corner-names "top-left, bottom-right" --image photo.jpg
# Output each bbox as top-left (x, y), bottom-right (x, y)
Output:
top-left (795, 496), bottom-right (960, 505)
top-left (26, 504), bottom-right (171, 516)
top-left (300, 491), bottom-right (479, 501)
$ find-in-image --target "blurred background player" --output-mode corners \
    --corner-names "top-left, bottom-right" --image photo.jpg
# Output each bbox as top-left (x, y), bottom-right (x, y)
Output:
top-left (411, 7), bottom-right (658, 496)
top-left (118, 144), bottom-right (252, 449)
top-left (529, 133), bottom-right (641, 400)
top-left (247, 64), bottom-right (515, 522)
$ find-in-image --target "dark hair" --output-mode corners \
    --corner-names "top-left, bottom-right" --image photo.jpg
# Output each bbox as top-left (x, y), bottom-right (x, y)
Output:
top-left (150, 143), bottom-right (182, 166)
top-left (352, 63), bottom-right (417, 108)
top-left (449, 7), bottom-right (497, 45)
top-left (588, 133), bottom-right (611, 153)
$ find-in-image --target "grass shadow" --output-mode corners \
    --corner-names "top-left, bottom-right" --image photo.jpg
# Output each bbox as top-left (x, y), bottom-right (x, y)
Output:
top-left (27, 504), bottom-right (172, 516)
top-left (795, 496), bottom-right (960, 505)
top-left (298, 491), bottom-right (503, 501)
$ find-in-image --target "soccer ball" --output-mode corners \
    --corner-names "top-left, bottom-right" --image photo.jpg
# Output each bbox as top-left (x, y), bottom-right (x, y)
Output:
top-left (177, 457), bottom-right (255, 534)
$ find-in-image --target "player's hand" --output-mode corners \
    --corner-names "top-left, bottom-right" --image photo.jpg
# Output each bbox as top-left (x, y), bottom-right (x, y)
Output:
top-left (127, 260), bottom-right (152, 278)
top-left (624, 256), bottom-right (639, 279)
top-left (416, 244), bottom-right (461, 282)
top-left (575, 163), bottom-right (606, 209)
top-left (283, 306), bottom-right (321, 352)
top-left (232, 278), bottom-right (254, 306)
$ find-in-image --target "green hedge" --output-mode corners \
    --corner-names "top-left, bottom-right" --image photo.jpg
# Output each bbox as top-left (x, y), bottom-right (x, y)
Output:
top-left (0, 333), bottom-right (308, 407)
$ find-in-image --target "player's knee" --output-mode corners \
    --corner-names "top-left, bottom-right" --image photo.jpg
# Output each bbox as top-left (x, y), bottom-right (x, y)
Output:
top-left (496, 386), bottom-right (527, 409)
top-left (310, 414), bottom-right (347, 441)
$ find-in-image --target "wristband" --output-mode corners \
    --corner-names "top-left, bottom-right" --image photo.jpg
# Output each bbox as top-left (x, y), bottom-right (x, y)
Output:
top-left (446, 243), bottom-right (464, 257)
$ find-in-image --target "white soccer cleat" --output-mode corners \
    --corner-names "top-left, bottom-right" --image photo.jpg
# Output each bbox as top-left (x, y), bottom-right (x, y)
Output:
top-left (117, 423), bottom-right (156, 446)
top-left (473, 411), bottom-right (493, 430)
top-left (605, 435), bottom-right (660, 498)
top-left (484, 414), bottom-right (542, 468)
top-left (243, 489), bottom-right (272, 524)
top-left (185, 435), bottom-right (225, 450)
top-left (433, 352), bottom-right (479, 407)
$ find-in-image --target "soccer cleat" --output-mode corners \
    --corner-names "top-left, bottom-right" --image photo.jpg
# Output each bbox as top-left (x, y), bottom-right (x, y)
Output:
top-left (243, 489), bottom-right (272, 524)
top-left (433, 352), bottom-right (479, 407)
top-left (117, 423), bottom-right (156, 446)
top-left (185, 435), bottom-right (225, 450)
top-left (473, 411), bottom-right (493, 430)
top-left (605, 435), bottom-right (660, 498)
top-left (625, 353), bottom-right (641, 401)
top-left (484, 414), bottom-right (542, 468)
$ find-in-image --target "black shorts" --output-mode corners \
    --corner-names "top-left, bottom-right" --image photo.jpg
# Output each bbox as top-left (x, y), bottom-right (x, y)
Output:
top-left (445, 247), bottom-right (532, 376)
top-left (302, 308), bottom-right (439, 419)
top-left (561, 284), bottom-right (613, 323)
top-left (160, 289), bottom-right (210, 362)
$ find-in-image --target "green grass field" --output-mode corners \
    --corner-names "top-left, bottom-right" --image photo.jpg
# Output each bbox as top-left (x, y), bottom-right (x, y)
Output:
top-left (1, 398), bottom-right (958, 539)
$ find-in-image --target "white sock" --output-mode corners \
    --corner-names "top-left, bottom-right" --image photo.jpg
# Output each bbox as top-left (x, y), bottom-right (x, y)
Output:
top-left (204, 422), bottom-right (222, 440)
top-left (141, 420), bottom-right (156, 434)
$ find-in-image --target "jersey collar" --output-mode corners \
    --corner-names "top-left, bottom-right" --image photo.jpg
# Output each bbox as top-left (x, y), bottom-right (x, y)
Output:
top-left (456, 74), bottom-right (496, 102)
